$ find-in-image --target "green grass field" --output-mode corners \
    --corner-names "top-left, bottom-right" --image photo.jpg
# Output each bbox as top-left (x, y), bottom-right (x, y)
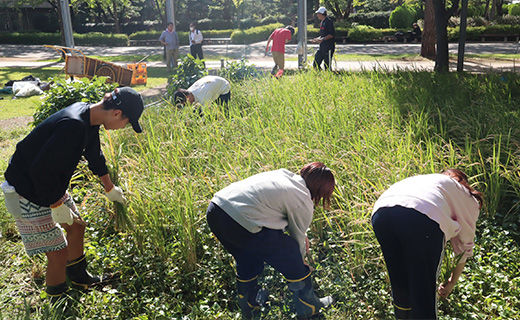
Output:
top-left (1, 70), bottom-right (520, 319)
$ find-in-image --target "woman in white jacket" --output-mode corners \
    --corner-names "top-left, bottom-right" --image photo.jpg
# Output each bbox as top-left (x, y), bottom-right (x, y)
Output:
top-left (371, 169), bottom-right (483, 319)
top-left (207, 162), bottom-right (335, 319)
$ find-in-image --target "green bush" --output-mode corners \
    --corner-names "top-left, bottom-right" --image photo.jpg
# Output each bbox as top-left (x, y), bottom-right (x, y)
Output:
top-left (33, 77), bottom-right (116, 127)
top-left (348, 25), bottom-right (383, 42)
top-left (230, 23), bottom-right (283, 44)
top-left (447, 26), bottom-right (486, 41)
top-left (0, 32), bottom-right (61, 45)
top-left (349, 11), bottom-right (392, 28)
top-left (75, 32), bottom-right (128, 46)
top-left (167, 55), bottom-right (207, 96)
top-left (129, 30), bottom-right (162, 40)
top-left (389, 5), bottom-right (416, 29)
top-left (217, 60), bottom-right (261, 81)
top-left (508, 4), bottom-right (520, 16)
top-left (196, 18), bottom-right (234, 30)
top-left (0, 32), bottom-right (128, 46)
top-left (130, 29), bottom-right (233, 46)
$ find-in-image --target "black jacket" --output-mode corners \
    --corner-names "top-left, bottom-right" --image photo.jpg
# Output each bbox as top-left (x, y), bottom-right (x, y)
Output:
top-left (5, 102), bottom-right (108, 206)
top-left (319, 16), bottom-right (335, 49)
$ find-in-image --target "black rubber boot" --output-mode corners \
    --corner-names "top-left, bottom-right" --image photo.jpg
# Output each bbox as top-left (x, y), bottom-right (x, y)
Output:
top-left (393, 303), bottom-right (411, 319)
top-left (46, 282), bottom-right (68, 304)
top-left (287, 276), bottom-right (333, 319)
top-left (66, 254), bottom-right (103, 290)
top-left (237, 276), bottom-right (266, 320)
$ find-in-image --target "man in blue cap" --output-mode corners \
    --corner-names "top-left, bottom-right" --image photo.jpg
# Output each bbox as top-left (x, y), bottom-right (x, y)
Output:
top-left (2, 87), bottom-right (144, 302)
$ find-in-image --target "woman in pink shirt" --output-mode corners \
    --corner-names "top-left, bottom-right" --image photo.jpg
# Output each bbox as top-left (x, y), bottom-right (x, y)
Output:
top-left (371, 169), bottom-right (483, 319)
top-left (265, 26), bottom-right (294, 78)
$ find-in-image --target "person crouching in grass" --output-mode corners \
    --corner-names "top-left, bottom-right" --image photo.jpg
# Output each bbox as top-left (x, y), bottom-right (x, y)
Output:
top-left (265, 25), bottom-right (295, 78)
top-left (371, 169), bottom-right (483, 319)
top-left (206, 162), bottom-right (335, 319)
top-left (173, 75), bottom-right (231, 116)
top-left (2, 87), bottom-right (144, 303)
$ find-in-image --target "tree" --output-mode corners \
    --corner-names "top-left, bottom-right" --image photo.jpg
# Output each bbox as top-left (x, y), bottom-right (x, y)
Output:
top-left (324, 0), bottom-right (354, 20)
top-left (432, 0), bottom-right (459, 72)
top-left (83, 0), bottom-right (144, 33)
top-left (421, 0), bottom-right (436, 59)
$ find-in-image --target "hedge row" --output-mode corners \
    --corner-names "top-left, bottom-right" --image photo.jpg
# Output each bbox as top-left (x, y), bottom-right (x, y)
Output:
top-left (0, 32), bottom-right (128, 46)
top-left (1, 24), bottom-right (519, 46)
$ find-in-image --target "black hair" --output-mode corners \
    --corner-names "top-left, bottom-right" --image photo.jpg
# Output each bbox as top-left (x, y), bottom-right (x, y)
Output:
top-left (173, 90), bottom-right (188, 105)
top-left (286, 26), bottom-right (295, 36)
top-left (167, 22), bottom-right (173, 27)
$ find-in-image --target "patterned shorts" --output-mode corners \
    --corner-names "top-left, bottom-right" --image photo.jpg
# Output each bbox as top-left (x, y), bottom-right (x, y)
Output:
top-left (14, 194), bottom-right (74, 256)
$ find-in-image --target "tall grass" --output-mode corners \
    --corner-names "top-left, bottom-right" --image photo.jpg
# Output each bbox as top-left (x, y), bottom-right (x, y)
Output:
top-left (93, 70), bottom-right (520, 318)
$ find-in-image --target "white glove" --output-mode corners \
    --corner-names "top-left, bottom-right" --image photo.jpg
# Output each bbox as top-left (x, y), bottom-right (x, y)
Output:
top-left (105, 186), bottom-right (126, 205)
top-left (51, 204), bottom-right (77, 225)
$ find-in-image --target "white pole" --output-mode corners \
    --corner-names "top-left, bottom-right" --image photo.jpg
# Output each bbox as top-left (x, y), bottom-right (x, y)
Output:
top-left (60, 0), bottom-right (74, 47)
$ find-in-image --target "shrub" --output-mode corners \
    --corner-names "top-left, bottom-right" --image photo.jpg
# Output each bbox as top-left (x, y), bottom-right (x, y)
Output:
top-left (349, 11), bottom-right (392, 28)
top-left (447, 26), bottom-right (486, 41)
top-left (496, 14), bottom-right (520, 26)
top-left (33, 77), bottom-right (116, 127)
top-left (217, 60), bottom-right (261, 81)
top-left (75, 32), bottom-right (128, 46)
top-left (467, 16), bottom-right (489, 27)
top-left (467, 5), bottom-right (486, 17)
top-left (389, 5), bottom-right (416, 29)
top-left (197, 18), bottom-right (234, 30)
top-left (230, 23), bottom-right (283, 44)
top-left (0, 32), bottom-right (61, 45)
top-left (166, 55), bottom-right (207, 96)
top-left (129, 30), bottom-right (162, 40)
top-left (508, 4), bottom-right (520, 16)
top-left (347, 25), bottom-right (384, 42)
top-left (0, 32), bottom-right (128, 46)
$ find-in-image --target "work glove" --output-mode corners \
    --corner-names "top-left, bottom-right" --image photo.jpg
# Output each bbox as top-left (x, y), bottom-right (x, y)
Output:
top-left (51, 203), bottom-right (78, 225)
top-left (105, 186), bottom-right (126, 205)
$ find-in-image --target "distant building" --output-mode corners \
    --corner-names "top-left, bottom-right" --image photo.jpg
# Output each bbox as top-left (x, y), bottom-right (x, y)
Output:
top-left (0, 0), bottom-right (57, 32)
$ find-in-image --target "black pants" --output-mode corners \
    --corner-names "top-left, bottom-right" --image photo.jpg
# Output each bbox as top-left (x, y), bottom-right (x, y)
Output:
top-left (206, 202), bottom-right (310, 282)
top-left (190, 44), bottom-right (204, 60)
top-left (372, 206), bottom-right (445, 319)
top-left (216, 91), bottom-right (230, 105)
top-left (313, 46), bottom-right (335, 70)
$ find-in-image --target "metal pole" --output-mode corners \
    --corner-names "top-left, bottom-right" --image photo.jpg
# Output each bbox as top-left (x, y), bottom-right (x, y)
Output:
top-left (60, 0), bottom-right (74, 47)
top-left (457, 0), bottom-right (469, 72)
top-left (297, 0), bottom-right (307, 69)
top-left (165, 0), bottom-right (175, 28)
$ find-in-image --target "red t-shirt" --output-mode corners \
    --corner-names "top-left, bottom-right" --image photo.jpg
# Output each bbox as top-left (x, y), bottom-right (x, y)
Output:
top-left (270, 28), bottom-right (292, 53)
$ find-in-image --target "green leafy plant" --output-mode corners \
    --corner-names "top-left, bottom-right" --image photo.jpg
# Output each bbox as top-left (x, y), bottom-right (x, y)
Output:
top-left (32, 77), bottom-right (116, 126)
top-left (389, 5), bottom-right (416, 29)
top-left (217, 59), bottom-right (261, 81)
top-left (166, 55), bottom-right (207, 95)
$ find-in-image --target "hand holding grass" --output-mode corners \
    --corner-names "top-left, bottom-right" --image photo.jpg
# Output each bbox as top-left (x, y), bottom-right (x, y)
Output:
top-left (106, 185), bottom-right (127, 205)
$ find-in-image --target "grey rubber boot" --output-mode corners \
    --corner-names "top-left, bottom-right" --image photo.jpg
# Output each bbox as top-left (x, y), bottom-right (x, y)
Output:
top-left (288, 276), bottom-right (333, 319)
top-left (237, 277), bottom-right (267, 320)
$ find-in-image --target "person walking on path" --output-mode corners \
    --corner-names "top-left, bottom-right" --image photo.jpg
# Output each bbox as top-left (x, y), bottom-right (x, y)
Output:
top-left (371, 169), bottom-right (483, 319)
top-left (173, 75), bottom-right (231, 114)
top-left (159, 22), bottom-right (179, 72)
top-left (206, 162), bottom-right (335, 319)
top-left (2, 87), bottom-right (144, 302)
top-left (311, 7), bottom-right (335, 70)
top-left (265, 26), bottom-right (295, 78)
top-left (189, 22), bottom-right (204, 61)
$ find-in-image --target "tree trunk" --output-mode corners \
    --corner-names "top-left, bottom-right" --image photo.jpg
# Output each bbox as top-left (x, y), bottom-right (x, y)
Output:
top-left (484, 0), bottom-right (490, 19)
top-left (457, 0), bottom-right (469, 72)
top-left (421, 0), bottom-right (436, 59)
top-left (49, 0), bottom-right (66, 46)
top-left (112, 0), bottom-right (121, 34)
top-left (433, 0), bottom-right (449, 72)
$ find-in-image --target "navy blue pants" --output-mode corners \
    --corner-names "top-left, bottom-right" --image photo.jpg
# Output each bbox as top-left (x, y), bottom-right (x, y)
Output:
top-left (216, 91), bottom-right (230, 105)
top-left (372, 206), bottom-right (444, 319)
top-left (313, 46), bottom-right (335, 70)
top-left (206, 202), bottom-right (310, 281)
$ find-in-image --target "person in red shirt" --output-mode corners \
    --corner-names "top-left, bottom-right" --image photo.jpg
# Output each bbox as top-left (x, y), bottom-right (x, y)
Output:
top-left (265, 26), bottom-right (295, 78)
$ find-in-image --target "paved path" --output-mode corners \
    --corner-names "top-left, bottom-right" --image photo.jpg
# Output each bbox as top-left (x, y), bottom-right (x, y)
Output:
top-left (1, 42), bottom-right (519, 72)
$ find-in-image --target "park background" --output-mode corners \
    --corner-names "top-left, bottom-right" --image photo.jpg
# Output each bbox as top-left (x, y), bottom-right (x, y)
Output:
top-left (1, 0), bottom-right (520, 319)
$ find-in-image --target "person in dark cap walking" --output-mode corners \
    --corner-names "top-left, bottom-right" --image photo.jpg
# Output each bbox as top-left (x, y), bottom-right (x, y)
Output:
top-left (311, 6), bottom-right (336, 70)
top-left (2, 87), bottom-right (144, 302)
